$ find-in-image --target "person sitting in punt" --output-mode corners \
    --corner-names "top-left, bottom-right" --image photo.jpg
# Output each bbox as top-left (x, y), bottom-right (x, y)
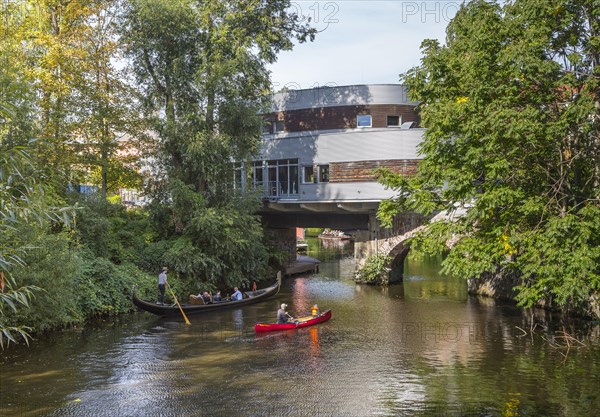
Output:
top-left (201, 291), bottom-right (212, 304)
top-left (277, 303), bottom-right (294, 324)
top-left (231, 287), bottom-right (243, 301)
top-left (212, 290), bottom-right (222, 303)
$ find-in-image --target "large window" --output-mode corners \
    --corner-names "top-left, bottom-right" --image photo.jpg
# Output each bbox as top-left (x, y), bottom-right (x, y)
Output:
top-left (256, 159), bottom-right (298, 197)
top-left (357, 114), bottom-right (372, 128)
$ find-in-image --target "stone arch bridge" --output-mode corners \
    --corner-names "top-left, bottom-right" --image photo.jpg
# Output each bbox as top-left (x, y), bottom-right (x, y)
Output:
top-left (372, 209), bottom-right (463, 271)
top-left (260, 200), bottom-right (463, 275)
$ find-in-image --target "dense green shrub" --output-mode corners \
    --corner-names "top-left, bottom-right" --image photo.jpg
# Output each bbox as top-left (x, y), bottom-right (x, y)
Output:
top-left (304, 228), bottom-right (323, 237)
top-left (148, 182), bottom-right (270, 289)
top-left (139, 240), bottom-right (171, 275)
top-left (355, 253), bottom-right (391, 285)
top-left (71, 198), bottom-right (152, 265)
top-left (6, 232), bottom-right (84, 333)
top-left (5, 232), bottom-right (156, 334)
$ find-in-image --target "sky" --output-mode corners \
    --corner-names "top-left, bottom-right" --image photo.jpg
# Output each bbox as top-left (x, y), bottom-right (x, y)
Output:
top-left (267, 1), bottom-right (460, 90)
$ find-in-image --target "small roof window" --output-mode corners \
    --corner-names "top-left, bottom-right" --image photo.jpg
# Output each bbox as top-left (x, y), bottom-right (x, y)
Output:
top-left (357, 115), bottom-right (372, 128)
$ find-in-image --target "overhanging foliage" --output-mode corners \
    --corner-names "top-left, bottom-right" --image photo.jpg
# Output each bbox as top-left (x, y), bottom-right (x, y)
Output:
top-left (378, 0), bottom-right (600, 312)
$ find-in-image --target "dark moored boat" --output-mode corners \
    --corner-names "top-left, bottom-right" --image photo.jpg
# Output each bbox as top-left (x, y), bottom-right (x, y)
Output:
top-left (132, 274), bottom-right (281, 317)
top-left (254, 310), bottom-right (332, 332)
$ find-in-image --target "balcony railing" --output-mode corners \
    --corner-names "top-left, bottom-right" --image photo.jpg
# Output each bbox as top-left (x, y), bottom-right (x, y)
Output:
top-left (254, 181), bottom-right (299, 199)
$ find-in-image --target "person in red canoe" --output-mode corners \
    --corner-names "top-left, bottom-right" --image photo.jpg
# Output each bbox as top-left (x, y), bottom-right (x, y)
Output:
top-left (277, 303), bottom-right (294, 323)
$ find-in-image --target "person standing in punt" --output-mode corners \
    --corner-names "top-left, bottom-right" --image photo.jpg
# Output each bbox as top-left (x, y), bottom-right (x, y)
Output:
top-left (157, 267), bottom-right (168, 305)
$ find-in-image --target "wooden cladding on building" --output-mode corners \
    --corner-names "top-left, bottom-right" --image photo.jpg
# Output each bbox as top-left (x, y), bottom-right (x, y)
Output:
top-left (330, 160), bottom-right (418, 183)
top-left (265, 104), bottom-right (419, 133)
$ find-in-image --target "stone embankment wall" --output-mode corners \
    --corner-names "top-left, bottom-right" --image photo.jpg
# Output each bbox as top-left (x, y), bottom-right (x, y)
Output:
top-left (468, 269), bottom-right (600, 320)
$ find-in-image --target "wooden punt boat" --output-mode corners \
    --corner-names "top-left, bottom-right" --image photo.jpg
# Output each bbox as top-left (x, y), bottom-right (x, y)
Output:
top-left (254, 309), bottom-right (332, 332)
top-left (132, 274), bottom-right (281, 317)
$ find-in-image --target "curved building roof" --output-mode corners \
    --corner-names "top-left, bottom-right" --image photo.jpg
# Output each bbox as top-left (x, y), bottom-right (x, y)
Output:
top-left (270, 84), bottom-right (417, 112)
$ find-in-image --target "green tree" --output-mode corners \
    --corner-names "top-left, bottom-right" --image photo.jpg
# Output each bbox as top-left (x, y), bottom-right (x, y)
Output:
top-left (18, 0), bottom-right (150, 198)
top-left (72, 1), bottom-right (150, 199)
top-left (20, 0), bottom-right (94, 183)
top-left (0, 1), bottom-right (81, 347)
top-left (120, 0), bottom-right (315, 288)
top-left (0, 1), bottom-right (157, 343)
top-left (378, 0), bottom-right (600, 313)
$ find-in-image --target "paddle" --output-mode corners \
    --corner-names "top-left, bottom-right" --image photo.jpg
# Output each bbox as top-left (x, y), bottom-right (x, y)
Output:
top-left (165, 281), bottom-right (191, 325)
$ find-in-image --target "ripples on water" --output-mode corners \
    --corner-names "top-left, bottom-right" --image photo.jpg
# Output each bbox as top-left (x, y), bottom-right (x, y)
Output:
top-left (1, 246), bottom-right (600, 417)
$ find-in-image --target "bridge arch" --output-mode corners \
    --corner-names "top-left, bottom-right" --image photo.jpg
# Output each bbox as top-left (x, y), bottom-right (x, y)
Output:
top-left (388, 242), bottom-right (411, 271)
top-left (373, 209), bottom-right (465, 281)
top-left (375, 224), bottom-right (425, 282)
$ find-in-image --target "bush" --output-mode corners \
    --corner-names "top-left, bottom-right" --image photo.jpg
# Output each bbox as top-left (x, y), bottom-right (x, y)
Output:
top-left (355, 253), bottom-right (391, 285)
top-left (6, 234), bottom-right (156, 334)
top-left (304, 228), bottom-right (323, 237)
top-left (72, 198), bottom-right (151, 265)
top-left (6, 232), bottom-right (84, 333)
top-left (76, 251), bottom-right (163, 317)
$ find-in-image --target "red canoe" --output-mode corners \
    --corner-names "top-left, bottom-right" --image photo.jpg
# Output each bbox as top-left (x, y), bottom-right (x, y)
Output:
top-left (254, 310), bottom-right (332, 333)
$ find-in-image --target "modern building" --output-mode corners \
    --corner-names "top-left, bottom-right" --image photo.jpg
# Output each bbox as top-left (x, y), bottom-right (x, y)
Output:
top-left (248, 84), bottom-right (426, 267)
top-left (249, 84), bottom-right (424, 228)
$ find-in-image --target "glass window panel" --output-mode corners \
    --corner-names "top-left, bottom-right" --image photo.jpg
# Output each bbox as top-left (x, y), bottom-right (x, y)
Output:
top-left (278, 165), bottom-right (288, 195)
top-left (303, 166), bottom-right (315, 183)
top-left (357, 115), bottom-right (372, 127)
top-left (268, 166), bottom-right (277, 196)
top-left (318, 165), bottom-right (329, 183)
top-left (290, 165), bottom-right (298, 194)
top-left (254, 166), bottom-right (263, 184)
top-left (387, 115), bottom-right (400, 126)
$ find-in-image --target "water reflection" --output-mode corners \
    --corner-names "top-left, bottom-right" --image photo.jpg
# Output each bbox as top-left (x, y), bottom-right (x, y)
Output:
top-left (306, 236), bottom-right (352, 261)
top-left (319, 237), bottom-right (352, 251)
top-left (1, 255), bottom-right (599, 416)
top-left (308, 327), bottom-right (320, 357)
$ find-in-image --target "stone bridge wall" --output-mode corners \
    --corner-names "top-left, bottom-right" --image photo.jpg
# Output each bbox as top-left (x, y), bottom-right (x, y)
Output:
top-left (354, 212), bottom-right (428, 269)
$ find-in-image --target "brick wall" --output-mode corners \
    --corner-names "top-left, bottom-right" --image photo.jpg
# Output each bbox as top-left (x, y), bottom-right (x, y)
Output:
top-left (329, 159), bottom-right (419, 183)
top-left (264, 104), bottom-right (419, 133)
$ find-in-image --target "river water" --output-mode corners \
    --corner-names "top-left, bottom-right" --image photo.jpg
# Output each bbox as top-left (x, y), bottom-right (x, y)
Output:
top-left (1, 238), bottom-right (599, 417)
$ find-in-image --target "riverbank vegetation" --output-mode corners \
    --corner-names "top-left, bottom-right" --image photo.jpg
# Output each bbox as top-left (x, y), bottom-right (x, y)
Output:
top-left (378, 0), bottom-right (600, 317)
top-left (0, 0), bottom-right (315, 348)
top-left (354, 253), bottom-right (391, 285)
